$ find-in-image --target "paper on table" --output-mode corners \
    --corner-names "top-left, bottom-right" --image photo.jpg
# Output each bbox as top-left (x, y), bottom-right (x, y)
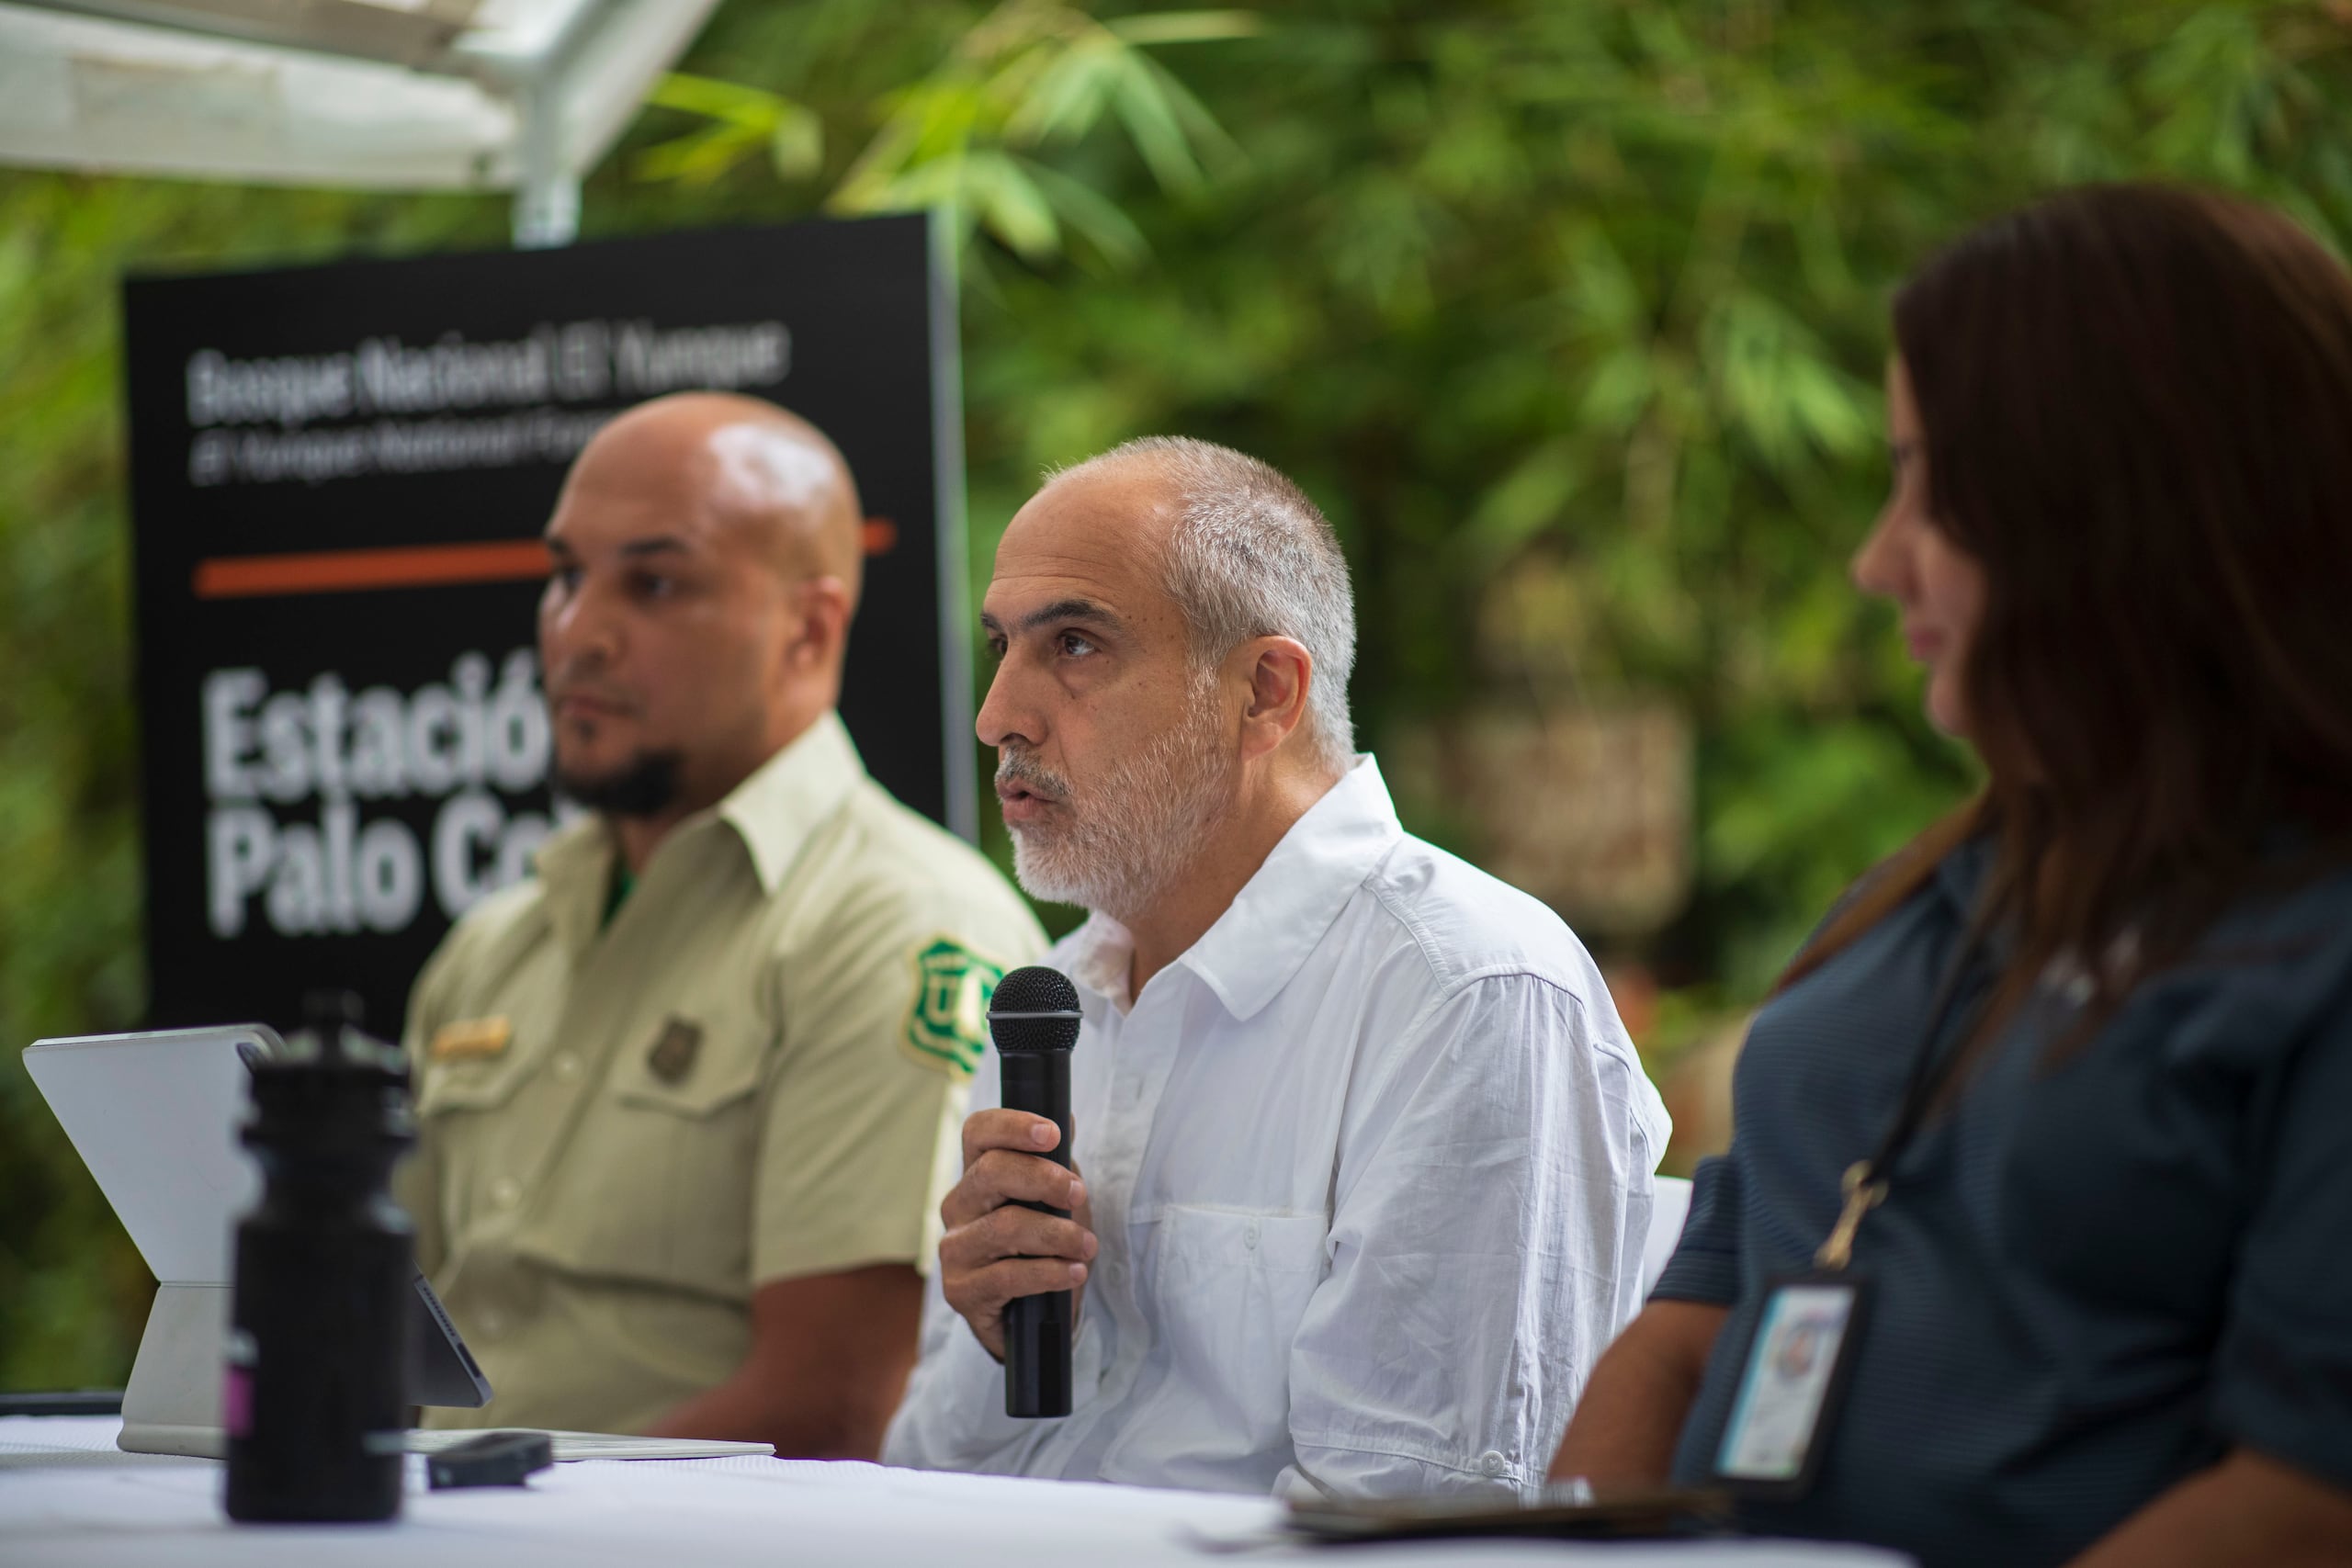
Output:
top-left (405, 1428), bottom-right (774, 1461)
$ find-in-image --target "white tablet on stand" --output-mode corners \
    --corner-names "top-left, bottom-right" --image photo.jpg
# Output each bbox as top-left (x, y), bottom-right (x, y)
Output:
top-left (21, 1025), bottom-right (491, 1458)
top-left (24, 1025), bottom-right (769, 1463)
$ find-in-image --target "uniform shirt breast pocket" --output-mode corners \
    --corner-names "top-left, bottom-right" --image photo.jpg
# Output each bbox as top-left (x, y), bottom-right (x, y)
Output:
top-left (562, 1018), bottom-right (767, 1294)
top-left (1148, 1205), bottom-right (1329, 1449)
top-left (416, 1047), bottom-right (537, 1240)
top-left (417, 1050), bottom-right (535, 1115)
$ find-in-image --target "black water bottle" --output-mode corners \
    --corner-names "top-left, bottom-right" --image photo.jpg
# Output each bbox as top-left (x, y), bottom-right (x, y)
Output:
top-left (223, 991), bottom-right (414, 1523)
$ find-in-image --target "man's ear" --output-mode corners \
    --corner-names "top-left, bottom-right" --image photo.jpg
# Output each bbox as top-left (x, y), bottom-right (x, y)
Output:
top-left (1236, 635), bottom-right (1313, 762)
top-left (786, 576), bottom-right (854, 671)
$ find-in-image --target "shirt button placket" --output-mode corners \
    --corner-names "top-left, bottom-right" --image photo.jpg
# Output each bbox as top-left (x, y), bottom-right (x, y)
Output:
top-left (1087, 1018), bottom-right (1145, 1401)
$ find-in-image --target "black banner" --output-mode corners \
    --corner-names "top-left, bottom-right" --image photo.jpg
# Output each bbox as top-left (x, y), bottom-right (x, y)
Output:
top-left (123, 214), bottom-right (970, 1036)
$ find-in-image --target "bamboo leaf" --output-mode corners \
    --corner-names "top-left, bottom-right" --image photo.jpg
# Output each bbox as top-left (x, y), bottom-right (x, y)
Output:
top-left (644, 72), bottom-right (792, 126)
top-left (1107, 52), bottom-right (1208, 189)
top-left (965, 150), bottom-right (1063, 259)
top-left (1021, 158), bottom-right (1149, 267)
top-left (770, 103), bottom-right (826, 181)
top-left (1104, 10), bottom-right (1265, 46)
top-left (630, 122), bottom-right (770, 185)
top-left (1003, 36), bottom-right (1124, 144)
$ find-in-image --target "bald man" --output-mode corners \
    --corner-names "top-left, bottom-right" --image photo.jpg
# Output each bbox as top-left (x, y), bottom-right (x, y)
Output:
top-left (399, 393), bottom-right (1045, 1455)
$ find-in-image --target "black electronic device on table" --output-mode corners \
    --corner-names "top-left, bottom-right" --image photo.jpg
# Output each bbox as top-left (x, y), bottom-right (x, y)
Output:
top-left (1283, 1486), bottom-right (1735, 1544)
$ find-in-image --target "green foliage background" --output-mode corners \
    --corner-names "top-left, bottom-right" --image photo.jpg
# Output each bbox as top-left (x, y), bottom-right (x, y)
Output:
top-left (5, 0), bottom-right (2349, 1391)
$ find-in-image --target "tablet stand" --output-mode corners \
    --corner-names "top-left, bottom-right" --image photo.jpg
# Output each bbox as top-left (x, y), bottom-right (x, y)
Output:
top-left (119, 1282), bottom-right (233, 1458)
top-left (116, 1275), bottom-right (490, 1458)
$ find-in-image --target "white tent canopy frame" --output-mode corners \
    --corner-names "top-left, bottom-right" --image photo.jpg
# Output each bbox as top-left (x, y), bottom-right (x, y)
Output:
top-left (0, 0), bottom-right (721, 244)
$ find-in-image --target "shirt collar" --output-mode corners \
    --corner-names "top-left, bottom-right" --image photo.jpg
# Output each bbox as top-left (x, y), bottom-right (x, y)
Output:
top-left (715, 710), bottom-right (866, 894)
top-left (532, 809), bottom-right (616, 962)
top-left (531, 712), bottom-right (866, 957)
top-left (1063, 911), bottom-right (1139, 1013)
top-left (1061, 756), bottom-right (1405, 1023)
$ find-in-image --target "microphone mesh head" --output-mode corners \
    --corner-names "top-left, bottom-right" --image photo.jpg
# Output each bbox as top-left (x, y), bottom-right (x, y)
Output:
top-left (989, 965), bottom-right (1081, 1055)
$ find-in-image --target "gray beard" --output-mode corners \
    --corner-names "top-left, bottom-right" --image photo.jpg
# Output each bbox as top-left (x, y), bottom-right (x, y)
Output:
top-left (1001, 686), bottom-right (1233, 922)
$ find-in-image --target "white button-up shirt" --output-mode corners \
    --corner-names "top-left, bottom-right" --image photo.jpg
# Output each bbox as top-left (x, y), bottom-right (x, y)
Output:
top-left (883, 758), bottom-right (1669, 1499)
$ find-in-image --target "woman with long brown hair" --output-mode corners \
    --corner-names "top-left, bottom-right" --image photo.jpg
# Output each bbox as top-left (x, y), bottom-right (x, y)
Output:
top-left (1550, 184), bottom-right (2352, 1566)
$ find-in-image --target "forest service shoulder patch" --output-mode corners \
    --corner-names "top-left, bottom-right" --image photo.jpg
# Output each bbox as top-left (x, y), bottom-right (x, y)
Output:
top-left (901, 937), bottom-right (1006, 1076)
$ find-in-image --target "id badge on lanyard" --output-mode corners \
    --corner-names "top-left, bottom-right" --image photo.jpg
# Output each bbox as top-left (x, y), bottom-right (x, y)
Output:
top-left (1712, 941), bottom-right (1986, 1500)
top-left (1711, 1166), bottom-right (1883, 1497)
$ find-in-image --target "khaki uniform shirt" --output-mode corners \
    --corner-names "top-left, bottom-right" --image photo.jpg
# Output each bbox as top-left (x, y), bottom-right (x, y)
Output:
top-left (399, 713), bottom-right (1045, 1435)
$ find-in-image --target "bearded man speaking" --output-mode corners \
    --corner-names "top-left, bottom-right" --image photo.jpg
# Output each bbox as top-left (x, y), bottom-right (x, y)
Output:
top-left (883, 438), bottom-right (1668, 1498)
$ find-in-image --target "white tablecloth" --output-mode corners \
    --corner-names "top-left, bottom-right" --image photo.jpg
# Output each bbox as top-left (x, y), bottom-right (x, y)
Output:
top-left (0, 1417), bottom-right (1908, 1568)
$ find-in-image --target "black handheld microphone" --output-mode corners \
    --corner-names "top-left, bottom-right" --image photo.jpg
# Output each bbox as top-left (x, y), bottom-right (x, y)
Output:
top-left (988, 964), bottom-right (1082, 1418)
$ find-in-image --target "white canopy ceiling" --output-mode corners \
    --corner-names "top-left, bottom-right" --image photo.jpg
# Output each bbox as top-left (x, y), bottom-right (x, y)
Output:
top-left (0, 0), bottom-right (721, 240)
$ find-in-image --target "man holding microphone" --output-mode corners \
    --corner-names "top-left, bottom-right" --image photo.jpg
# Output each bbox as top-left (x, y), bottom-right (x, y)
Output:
top-left (884, 437), bottom-right (1668, 1498)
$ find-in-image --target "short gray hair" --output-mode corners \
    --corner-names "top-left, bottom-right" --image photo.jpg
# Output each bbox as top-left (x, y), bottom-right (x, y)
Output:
top-left (1062, 436), bottom-right (1356, 775)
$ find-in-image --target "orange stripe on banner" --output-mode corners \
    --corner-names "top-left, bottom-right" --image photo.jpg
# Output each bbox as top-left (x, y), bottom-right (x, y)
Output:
top-left (194, 540), bottom-right (556, 600)
top-left (196, 519), bottom-right (899, 602)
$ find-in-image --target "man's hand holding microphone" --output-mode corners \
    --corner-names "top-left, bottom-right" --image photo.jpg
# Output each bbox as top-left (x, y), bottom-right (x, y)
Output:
top-left (941, 966), bottom-right (1087, 1416)
top-left (940, 1111), bottom-right (1095, 1359)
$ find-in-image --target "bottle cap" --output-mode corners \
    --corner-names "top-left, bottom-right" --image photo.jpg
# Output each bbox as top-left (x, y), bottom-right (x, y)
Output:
top-left (244, 988), bottom-right (413, 1150)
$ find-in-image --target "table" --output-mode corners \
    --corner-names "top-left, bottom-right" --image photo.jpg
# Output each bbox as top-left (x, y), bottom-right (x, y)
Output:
top-left (1, 1418), bottom-right (1908, 1568)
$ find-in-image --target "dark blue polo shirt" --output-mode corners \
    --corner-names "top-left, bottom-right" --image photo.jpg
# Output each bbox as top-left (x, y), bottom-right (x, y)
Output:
top-left (1658, 836), bottom-right (2352, 1567)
